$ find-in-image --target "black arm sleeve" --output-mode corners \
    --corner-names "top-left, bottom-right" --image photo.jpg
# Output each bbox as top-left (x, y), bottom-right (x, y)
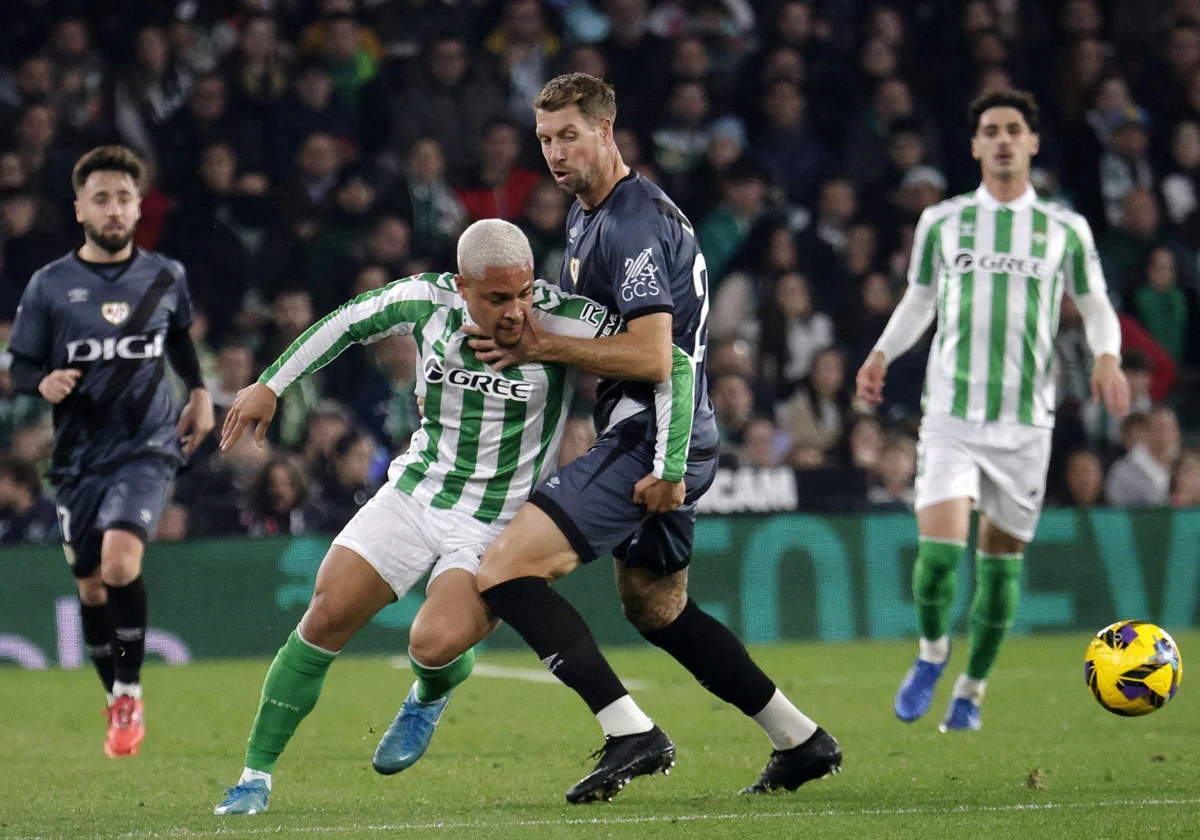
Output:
top-left (165, 328), bottom-right (205, 390)
top-left (8, 352), bottom-right (45, 397)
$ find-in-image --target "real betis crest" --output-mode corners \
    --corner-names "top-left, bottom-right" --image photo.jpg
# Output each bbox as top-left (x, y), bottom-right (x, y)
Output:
top-left (101, 302), bottom-right (130, 326)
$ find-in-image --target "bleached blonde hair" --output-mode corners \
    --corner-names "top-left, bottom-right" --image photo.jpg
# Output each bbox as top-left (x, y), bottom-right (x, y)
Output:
top-left (456, 218), bottom-right (534, 281)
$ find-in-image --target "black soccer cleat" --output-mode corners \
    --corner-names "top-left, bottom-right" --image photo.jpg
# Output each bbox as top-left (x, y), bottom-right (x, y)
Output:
top-left (565, 726), bottom-right (676, 804)
top-left (739, 727), bottom-right (842, 794)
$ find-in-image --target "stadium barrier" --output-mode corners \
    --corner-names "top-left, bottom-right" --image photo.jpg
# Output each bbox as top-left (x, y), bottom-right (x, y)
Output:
top-left (1, 507), bottom-right (1197, 669)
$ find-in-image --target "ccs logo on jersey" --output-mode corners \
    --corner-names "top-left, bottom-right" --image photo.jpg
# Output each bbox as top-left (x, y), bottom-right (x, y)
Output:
top-left (952, 251), bottom-right (1050, 279)
top-left (621, 248), bottom-right (661, 302)
top-left (66, 334), bottom-right (165, 363)
top-left (422, 355), bottom-right (533, 401)
top-left (101, 302), bottom-right (131, 325)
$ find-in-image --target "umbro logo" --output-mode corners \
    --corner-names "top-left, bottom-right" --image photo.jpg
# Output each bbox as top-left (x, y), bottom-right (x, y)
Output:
top-left (140, 509), bottom-right (153, 523)
top-left (541, 653), bottom-right (562, 674)
top-left (546, 477), bottom-right (560, 489)
top-left (68, 288), bottom-right (88, 303)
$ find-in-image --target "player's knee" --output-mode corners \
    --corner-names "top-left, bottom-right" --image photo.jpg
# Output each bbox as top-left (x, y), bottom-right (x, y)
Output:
top-left (299, 595), bottom-right (356, 651)
top-left (408, 622), bottom-right (468, 669)
top-left (100, 529), bottom-right (144, 586)
top-left (619, 589), bottom-right (683, 632)
top-left (77, 574), bottom-right (106, 606)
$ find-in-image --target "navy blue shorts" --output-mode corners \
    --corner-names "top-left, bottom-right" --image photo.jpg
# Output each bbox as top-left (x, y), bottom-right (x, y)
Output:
top-left (530, 416), bottom-right (718, 576)
top-left (54, 457), bottom-right (175, 579)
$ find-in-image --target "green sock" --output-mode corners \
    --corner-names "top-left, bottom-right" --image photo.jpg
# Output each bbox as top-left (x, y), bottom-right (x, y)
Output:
top-left (913, 539), bottom-right (964, 640)
top-left (244, 629), bottom-right (337, 773)
top-left (966, 552), bottom-right (1023, 680)
top-left (411, 647), bottom-right (475, 703)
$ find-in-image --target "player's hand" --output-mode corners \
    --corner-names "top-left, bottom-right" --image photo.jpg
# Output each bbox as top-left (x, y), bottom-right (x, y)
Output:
top-left (1092, 354), bottom-right (1130, 418)
top-left (464, 315), bottom-right (549, 371)
top-left (855, 351), bottom-right (887, 406)
top-left (632, 473), bottom-right (686, 514)
top-left (38, 368), bottom-right (81, 404)
top-left (176, 388), bottom-right (215, 458)
top-left (221, 382), bottom-right (277, 450)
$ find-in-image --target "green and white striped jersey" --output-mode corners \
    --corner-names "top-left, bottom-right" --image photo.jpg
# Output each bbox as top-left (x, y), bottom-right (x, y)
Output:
top-left (910, 185), bottom-right (1108, 428)
top-left (259, 272), bottom-right (621, 525)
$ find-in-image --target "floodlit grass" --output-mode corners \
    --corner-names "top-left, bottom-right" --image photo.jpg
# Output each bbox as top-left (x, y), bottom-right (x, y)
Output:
top-left (4, 633), bottom-right (1198, 839)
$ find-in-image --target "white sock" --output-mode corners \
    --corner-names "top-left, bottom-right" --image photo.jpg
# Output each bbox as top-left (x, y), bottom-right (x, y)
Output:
top-left (752, 689), bottom-right (819, 750)
top-left (105, 692), bottom-right (115, 708)
top-left (595, 695), bottom-right (654, 738)
top-left (112, 681), bottom-right (142, 700)
top-left (239, 768), bottom-right (272, 791)
top-left (919, 635), bottom-right (951, 664)
top-left (951, 674), bottom-right (986, 705)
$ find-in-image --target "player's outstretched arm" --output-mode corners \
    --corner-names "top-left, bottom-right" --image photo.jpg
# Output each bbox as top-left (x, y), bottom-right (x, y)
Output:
top-left (467, 311), bottom-right (673, 381)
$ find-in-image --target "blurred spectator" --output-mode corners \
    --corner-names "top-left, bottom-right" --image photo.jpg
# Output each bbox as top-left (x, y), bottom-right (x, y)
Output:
top-left (1161, 119), bottom-right (1200, 228)
top-left (245, 454), bottom-right (321, 536)
top-left (384, 136), bottom-right (467, 263)
top-left (1132, 246), bottom-right (1190, 363)
top-left (0, 349), bottom-right (48, 450)
top-left (1100, 188), bottom-right (1194, 300)
top-left (300, 401), bottom-right (353, 480)
top-left (0, 454), bottom-right (58, 543)
top-left (1100, 106), bottom-right (1155, 229)
top-left (844, 413), bottom-right (885, 474)
top-left (275, 131), bottom-right (344, 225)
top-left (0, 189), bottom-right (69, 319)
top-left (259, 289), bottom-right (322, 449)
top-left (313, 428), bottom-right (377, 531)
top-left (267, 58), bottom-right (356, 180)
top-left (317, 13), bottom-right (378, 109)
top-left (156, 72), bottom-right (262, 198)
top-left (207, 342), bottom-right (256, 411)
top-left (518, 179), bottom-right (568, 282)
top-left (40, 17), bottom-right (106, 141)
top-left (300, 1), bottom-right (385, 65)
top-left (1058, 449), bottom-right (1107, 508)
top-left (753, 80), bottom-right (831, 209)
top-left (1106, 406), bottom-right (1181, 507)
top-left (1170, 449), bottom-right (1200, 507)
top-left (651, 80), bottom-right (713, 192)
top-left (485, 0), bottom-right (564, 126)
top-left (390, 35), bottom-right (505, 184)
top-left (456, 117), bottom-right (542, 222)
top-left (350, 334), bottom-right (420, 453)
top-left (679, 116), bottom-right (749, 224)
top-left (711, 373), bottom-right (755, 452)
top-left (759, 272), bottom-right (835, 397)
top-left (221, 13), bottom-right (291, 114)
top-left (697, 157), bottom-right (769, 283)
top-left (741, 417), bottom-right (784, 468)
top-left (867, 434), bottom-right (917, 510)
top-left (779, 345), bottom-right (850, 457)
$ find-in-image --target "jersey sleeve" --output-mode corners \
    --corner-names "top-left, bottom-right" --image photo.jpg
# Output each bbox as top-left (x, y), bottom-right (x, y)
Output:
top-left (907, 205), bottom-right (945, 288)
top-left (164, 258), bottom-right (194, 331)
top-left (601, 213), bottom-right (675, 321)
top-left (1061, 213), bottom-right (1108, 300)
top-left (8, 271), bottom-right (52, 365)
top-left (259, 276), bottom-right (443, 395)
top-left (652, 346), bottom-right (695, 482)
top-left (532, 281), bottom-right (623, 339)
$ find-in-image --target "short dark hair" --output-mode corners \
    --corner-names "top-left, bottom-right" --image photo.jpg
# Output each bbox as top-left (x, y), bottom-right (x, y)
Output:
top-left (967, 89), bottom-right (1039, 134)
top-left (534, 73), bottom-right (617, 124)
top-left (71, 145), bottom-right (145, 193)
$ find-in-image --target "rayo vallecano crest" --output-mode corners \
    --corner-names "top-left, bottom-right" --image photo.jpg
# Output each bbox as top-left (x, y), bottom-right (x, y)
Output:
top-left (569, 257), bottom-right (580, 283)
top-left (101, 302), bottom-right (130, 326)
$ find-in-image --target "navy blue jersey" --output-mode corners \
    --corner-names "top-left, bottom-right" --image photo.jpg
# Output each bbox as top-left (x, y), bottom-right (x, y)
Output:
top-left (560, 172), bottom-right (718, 456)
top-left (9, 249), bottom-right (194, 483)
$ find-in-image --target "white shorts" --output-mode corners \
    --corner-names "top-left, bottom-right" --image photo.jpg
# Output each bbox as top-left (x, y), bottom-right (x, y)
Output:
top-left (914, 414), bottom-right (1052, 543)
top-left (332, 484), bottom-right (504, 599)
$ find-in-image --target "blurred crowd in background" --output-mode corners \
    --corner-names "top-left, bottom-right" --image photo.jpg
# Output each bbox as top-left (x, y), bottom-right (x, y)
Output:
top-left (2, 0), bottom-right (1200, 545)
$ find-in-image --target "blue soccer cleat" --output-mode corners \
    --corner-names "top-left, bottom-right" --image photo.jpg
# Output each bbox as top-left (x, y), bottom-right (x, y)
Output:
top-left (939, 696), bottom-right (982, 732)
top-left (894, 649), bottom-right (949, 722)
top-left (372, 683), bottom-right (452, 775)
top-left (213, 779), bottom-right (270, 815)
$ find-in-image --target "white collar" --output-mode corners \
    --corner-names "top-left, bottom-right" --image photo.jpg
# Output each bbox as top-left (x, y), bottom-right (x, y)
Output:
top-left (974, 182), bottom-right (1037, 212)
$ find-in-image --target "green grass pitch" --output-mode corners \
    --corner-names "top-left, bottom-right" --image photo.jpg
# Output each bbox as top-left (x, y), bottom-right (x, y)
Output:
top-left (3, 633), bottom-right (1198, 839)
